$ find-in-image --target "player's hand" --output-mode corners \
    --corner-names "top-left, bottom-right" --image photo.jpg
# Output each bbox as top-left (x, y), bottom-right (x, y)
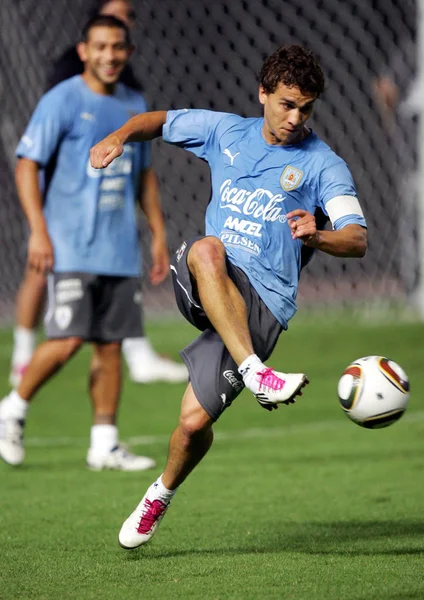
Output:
top-left (90, 133), bottom-right (124, 169)
top-left (28, 230), bottom-right (54, 274)
top-left (149, 238), bottom-right (170, 285)
top-left (286, 209), bottom-right (319, 247)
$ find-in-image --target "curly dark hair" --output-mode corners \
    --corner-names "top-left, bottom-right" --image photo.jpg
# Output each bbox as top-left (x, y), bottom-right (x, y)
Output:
top-left (81, 14), bottom-right (131, 46)
top-left (259, 45), bottom-right (326, 97)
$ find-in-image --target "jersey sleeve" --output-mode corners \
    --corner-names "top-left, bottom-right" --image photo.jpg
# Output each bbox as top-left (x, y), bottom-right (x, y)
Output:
top-left (162, 109), bottom-right (235, 160)
top-left (318, 160), bottom-right (367, 230)
top-left (16, 87), bottom-right (72, 166)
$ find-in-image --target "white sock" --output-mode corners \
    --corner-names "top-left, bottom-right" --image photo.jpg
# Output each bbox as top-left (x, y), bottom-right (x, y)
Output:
top-left (122, 337), bottom-right (156, 362)
top-left (0, 390), bottom-right (29, 419)
top-left (90, 425), bottom-right (118, 454)
top-left (151, 474), bottom-right (178, 500)
top-left (12, 326), bottom-right (35, 366)
top-left (238, 354), bottom-right (264, 380)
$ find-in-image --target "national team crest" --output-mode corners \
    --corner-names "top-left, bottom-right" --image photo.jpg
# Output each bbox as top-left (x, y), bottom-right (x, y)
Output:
top-left (280, 165), bottom-right (304, 191)
top-left (55, 306), bottom-right (73, 330)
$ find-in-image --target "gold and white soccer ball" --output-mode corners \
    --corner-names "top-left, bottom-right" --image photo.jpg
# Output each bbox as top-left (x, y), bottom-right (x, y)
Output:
top-left (337, 356), bottom-right (410, 429)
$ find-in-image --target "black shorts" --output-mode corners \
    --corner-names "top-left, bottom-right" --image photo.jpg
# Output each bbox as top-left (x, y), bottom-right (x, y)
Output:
top-left (44, 272), bottom-right (143, 342)
top-left (171, 237), bottom-right (283, 421)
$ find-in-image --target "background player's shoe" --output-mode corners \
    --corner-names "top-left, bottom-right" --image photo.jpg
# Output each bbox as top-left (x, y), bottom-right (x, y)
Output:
top-left (242, 366), bottom-right (308, 410)
top-left (122, 338), bottom-right (188, 383)
top-left (128, 354), bottom-right (188, 384)
top-left (9, 363), bottom-right (29, 389)
top-left (119, 483), bottom-right (171, 549)
top-left (87, 444), bottom-right (156, 471)
top-left (0, 405), bottom-right (25, 465)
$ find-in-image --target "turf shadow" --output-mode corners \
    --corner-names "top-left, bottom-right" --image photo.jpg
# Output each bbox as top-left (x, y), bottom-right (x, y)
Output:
top-left (121, 519), bottom-right (424, 560)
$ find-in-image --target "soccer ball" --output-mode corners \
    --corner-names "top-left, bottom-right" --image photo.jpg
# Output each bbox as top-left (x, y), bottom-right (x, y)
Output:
top-left (337, 356), bottom-right (410, 429)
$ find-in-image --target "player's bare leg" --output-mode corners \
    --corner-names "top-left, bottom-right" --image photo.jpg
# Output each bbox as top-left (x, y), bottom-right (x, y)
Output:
top-left (119, 383), bottom-right (213, 548)
top-left (187, 237), bottom-right (254, 365)
top-left (89, 342), bottom-right (122, 426)
top-left (10, 267), bottom-right (47, 387)
top-left (86, 342), bottom-right (155, 472)
top-left (0, 337), bottom-right (83, 465)
top-left (162, 382), bottom-right (214, 488)
top-left (18, 338), bottom-right (84, 400)
top-left (187, 237), bottom-right (308, 408)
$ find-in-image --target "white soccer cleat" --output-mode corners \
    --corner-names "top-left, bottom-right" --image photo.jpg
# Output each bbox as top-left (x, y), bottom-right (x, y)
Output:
top-left (128, 355), bottom-right (188, 384)
top-left (245, 367), bottom-right (309, 410)
top-left (0, 412), bottom-right (25, 466)
top-left (86, 444), bottom-right (156, 472)
top-left (9, 363), bottom-right (29, 389)
top-left (119, 485), bottom-right (171, 549)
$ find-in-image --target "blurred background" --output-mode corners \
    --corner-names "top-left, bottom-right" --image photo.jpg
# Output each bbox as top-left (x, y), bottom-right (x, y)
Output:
top-left (0, 0), bottom-right (418, 323)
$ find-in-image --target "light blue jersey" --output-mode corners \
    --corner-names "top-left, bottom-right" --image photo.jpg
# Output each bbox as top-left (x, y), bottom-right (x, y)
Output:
top-left (16, 75), bottom-right (151, 276)
top-left (163, 109), bottom-right (366, 327)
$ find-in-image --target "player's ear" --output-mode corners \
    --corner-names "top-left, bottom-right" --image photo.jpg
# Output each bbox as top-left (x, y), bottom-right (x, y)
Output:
top-left (76, 41), bottom-right (88, 62)
top-left (258, 85), bottom-right (267, 106)
top-left (127, 43), bottom-right (135, 59)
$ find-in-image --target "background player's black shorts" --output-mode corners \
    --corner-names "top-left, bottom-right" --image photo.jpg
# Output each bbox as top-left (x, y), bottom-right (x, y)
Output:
top-left (44, 272), bottom-right (143, 342)
top-left (171, 237), bottom-right (283, 421)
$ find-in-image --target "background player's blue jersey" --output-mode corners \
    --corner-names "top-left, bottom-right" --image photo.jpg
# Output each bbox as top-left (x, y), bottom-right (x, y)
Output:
top-left (163, 109), bottom-right (367, 327)
top-left (16, 75), bottom-right (151, 276)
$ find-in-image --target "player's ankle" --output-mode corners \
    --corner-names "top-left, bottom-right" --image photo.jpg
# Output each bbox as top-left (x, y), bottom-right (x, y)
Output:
top-left (151, 474), bottom-right (178, 502)
top-left (238, 354), bottom-right (265, 389)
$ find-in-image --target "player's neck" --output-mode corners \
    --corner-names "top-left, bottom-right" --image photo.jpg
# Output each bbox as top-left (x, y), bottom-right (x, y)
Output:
top-left (81, 71), bottom-right (116, 96)
top-left (262, 124), bottom-right (310, 146)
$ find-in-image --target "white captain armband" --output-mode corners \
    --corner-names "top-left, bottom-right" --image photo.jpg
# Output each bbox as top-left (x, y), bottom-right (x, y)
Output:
top-left (325, 195), bottom-right (364, 227)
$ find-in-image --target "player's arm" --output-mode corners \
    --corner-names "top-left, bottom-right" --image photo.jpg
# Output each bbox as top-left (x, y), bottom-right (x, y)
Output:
top-left (139, 167), bottom-right (169, 285)
top-left (287, 209), bottom-right (367, 258)
top-left (15, 158), bottom-right (54, 273)
top-left (90, 111), bottom-right (168, 169)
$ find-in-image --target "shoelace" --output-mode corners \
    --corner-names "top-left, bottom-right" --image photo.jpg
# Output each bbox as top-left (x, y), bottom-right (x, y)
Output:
top-left (137, 498), bottom-right (168, 534)
top-left (256, 368), bottom-right (286, 392)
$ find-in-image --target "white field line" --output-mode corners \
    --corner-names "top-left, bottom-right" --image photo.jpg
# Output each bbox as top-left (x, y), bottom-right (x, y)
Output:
top-left (25, 410), bottom-right (424, 449)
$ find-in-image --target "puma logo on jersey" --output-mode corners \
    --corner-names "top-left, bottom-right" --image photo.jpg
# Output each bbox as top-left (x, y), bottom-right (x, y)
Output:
top-left (223, 148), bottom-right (240, 165)
top-left (80, 112), bottom-right (95, 122)
top-left (21, 135), bottom-right (33, 148)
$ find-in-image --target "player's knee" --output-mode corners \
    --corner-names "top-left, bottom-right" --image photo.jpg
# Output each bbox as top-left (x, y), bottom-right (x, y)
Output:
top-left (96, 341), bottom-right (121, 357)
top-left (92, 342), bottom-right (121, 368)
top-left (179, 406), bottom-right (212, 440)
top-left (56, 337), bottom-right (84, 362)
top-left (187, 237), bottom-right (226, 277)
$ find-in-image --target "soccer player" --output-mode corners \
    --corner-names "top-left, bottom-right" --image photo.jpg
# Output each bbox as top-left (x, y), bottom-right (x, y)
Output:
top-left (0, 15), bottom-right (171, 471)
top-left (90, 44), bottom-right (368, 545)
top-left (9, 0), bottom-right (187, 387)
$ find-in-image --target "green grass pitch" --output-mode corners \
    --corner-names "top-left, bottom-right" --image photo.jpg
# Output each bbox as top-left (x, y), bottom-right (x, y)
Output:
top-left (1, 317), bottom-right (423, 599)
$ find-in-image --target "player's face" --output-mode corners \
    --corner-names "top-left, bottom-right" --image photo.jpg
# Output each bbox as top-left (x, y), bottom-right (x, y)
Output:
top-left (259, 83), bottom-right (317, 145)
top-left (80, 26), bottom-right (130, 87)
top-left (100, 0), bottom-right (136, 29)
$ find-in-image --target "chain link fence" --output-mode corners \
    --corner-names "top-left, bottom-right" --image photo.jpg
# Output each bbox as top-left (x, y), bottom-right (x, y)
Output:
top-left (0, 0), bottom-right (417, 323)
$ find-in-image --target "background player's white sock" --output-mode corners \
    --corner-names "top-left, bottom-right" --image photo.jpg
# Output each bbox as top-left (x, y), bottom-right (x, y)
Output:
top-left (12, 326), bottom-right (35, 366)
top-left (122, 337), bottom-right (155, 362)
top-left (0, 390), bottom-right (29, 419)
top-left (90, 424), bottom-right (118, 454)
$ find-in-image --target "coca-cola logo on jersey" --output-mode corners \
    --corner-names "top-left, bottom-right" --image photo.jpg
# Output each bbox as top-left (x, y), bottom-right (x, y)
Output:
top-left (219, 179), bottom-right (288, 223)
